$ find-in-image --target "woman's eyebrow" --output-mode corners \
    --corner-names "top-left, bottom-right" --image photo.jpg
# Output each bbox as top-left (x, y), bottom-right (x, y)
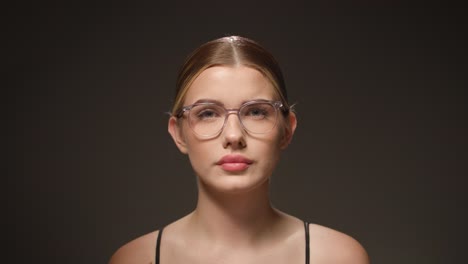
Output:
top-left (192, 99), bottom-right (224, 105)
top-left (240, 98), bottom-right (272, 105)
top-left (192, 98), bottom-right (273, 106)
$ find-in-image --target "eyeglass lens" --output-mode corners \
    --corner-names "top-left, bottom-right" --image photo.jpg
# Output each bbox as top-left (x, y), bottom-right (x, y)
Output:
top-left (188, 102), bottom-right (278, 137)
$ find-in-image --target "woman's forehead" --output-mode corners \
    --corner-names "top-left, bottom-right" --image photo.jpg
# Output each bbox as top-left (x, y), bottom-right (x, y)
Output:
top-left (183, 66), bottom-right (277, 106)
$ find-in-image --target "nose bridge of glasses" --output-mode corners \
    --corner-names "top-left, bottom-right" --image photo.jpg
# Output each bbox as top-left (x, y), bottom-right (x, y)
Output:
top-left (223, 108), bottom-right (244, 129)
top-left (225, 108), bottom-right (241, 117)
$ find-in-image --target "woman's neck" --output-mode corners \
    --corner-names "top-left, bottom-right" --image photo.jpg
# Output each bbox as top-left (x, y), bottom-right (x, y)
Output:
top-left (188, 179), bottom-right (281, 246)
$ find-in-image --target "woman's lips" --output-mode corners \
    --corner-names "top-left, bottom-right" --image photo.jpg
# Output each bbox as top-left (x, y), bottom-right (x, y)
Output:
top-left (216, 155), bottom-right (253, 172)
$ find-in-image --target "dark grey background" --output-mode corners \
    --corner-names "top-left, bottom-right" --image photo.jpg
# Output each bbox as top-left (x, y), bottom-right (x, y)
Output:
top-left (9, 1), bottom-right (466, 264)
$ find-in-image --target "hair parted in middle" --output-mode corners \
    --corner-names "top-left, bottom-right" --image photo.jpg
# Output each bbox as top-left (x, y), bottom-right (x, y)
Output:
top-left (171, 36), bottom-right (291, 116)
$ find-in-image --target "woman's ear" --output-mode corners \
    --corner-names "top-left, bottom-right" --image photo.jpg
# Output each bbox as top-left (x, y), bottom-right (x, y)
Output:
top-left (280, 112), bottom-right (297, 150)
top-left (168, 116), bottom-right (188, 154)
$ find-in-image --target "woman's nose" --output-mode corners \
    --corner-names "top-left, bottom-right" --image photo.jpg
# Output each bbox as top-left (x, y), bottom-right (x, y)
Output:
top-left (222, 114), bottom-right (246, 149)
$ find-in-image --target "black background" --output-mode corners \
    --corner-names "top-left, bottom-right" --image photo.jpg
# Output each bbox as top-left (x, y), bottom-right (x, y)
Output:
top-left (9, 1), bottom-right (467, 263)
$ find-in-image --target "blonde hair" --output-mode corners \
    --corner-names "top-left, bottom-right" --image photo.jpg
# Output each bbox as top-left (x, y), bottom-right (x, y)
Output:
top-left (171, 36), bottom-right (290, 116)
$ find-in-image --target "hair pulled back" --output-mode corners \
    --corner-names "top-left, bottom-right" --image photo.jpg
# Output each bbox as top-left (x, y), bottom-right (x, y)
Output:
top-left (171, 36), bottom-right (290, 115)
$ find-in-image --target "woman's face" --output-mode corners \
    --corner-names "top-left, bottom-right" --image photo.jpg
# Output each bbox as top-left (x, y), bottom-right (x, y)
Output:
top-left (169, 66), bottom-right (296, 194)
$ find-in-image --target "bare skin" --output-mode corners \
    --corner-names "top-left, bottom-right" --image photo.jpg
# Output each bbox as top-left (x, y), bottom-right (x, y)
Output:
top-left (109, 66), bottom-right (369, 264)
top-left (109, 219), bottom-right (369, 264)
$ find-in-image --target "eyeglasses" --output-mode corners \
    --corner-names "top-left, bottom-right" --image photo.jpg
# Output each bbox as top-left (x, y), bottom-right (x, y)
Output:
top-left (176, 100), bottom-right (288, 138)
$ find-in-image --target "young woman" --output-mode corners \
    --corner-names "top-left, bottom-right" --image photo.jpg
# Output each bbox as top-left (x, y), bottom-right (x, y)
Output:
top-left (109, 36), bottom-right (369, 264)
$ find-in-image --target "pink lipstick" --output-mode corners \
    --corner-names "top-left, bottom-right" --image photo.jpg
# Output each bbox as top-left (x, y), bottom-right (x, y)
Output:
top-left (216, 155), bottom-right (253, 172)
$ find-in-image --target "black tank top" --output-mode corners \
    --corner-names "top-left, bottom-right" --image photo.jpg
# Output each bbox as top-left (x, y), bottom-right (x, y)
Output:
top-left (155, 221), bottom-right (310, 264)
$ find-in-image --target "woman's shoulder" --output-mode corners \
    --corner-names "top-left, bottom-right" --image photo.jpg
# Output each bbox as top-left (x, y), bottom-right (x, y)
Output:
top-left (308, 223), bottom-right (370, 264)
top-left (108, 230), bottom-right (159, 264)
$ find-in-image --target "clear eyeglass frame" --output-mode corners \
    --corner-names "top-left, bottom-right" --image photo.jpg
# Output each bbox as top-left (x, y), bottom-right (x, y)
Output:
top-left (175, 100), bottom-right (289, 138)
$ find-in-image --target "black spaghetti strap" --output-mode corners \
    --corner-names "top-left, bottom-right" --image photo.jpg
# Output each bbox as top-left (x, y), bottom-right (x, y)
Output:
top-left (155, 228), bottom-right (164, 264)
top-left (304, 221), bottom-right (310, 264)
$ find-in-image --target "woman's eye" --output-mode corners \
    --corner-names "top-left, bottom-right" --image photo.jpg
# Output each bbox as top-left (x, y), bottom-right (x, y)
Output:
top-left (245, 107), bottom-right (268, 118)
top-left (196, 109), bottom-right (220, 119)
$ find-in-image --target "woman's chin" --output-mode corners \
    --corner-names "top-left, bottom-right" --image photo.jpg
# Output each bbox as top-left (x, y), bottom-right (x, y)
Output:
top-left (198, 176), bottom-right (270, 195)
